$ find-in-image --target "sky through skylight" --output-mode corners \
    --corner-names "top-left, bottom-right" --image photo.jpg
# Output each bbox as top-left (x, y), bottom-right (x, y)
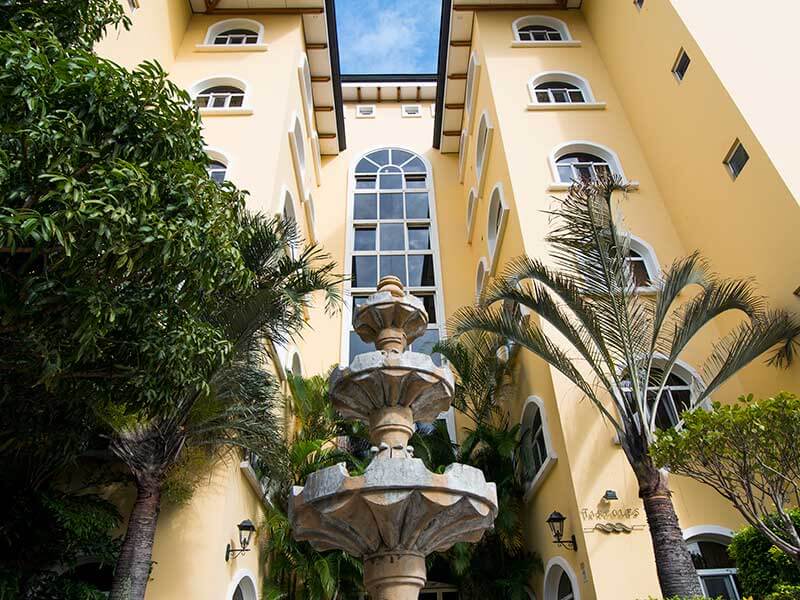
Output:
top-left (335, 0), bottom-right (442, 75)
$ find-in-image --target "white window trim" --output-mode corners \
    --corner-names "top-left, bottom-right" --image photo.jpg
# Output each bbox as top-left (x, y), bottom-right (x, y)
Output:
top-left (199, 18), bottom-right (267, 51)
top-left (527, 71), bottom-right (605, 110)
top-left (288, 112), bottom-right (308, 199)
top-left (340, 147), bottom-right (453, 440)
top-left (520, 396), bottom-right (558, 502)
top-left (486, 182), bottom-right (509, 273)
top-left (547, 140), bottom-right (638, 191)
top-left (466, 187), bottom-right (478, 242)
top-left (356, 105), bottom-right (376, 118)
top-left (475, 111), bottom-right (494, 198)
top-left (303, 191), bottom-right (318, 243)
top-left (457, 129), bottom-right (468, 183)
top-left (543, 557), bottom-right (581, 600)
top-left (626, 233), bottom-right (661, 294)
top-left (205, 146), bottom-right (230, 180)
top-left (646, 356), bottom-right (709, 430)
top-left (464, 51), bottom-right (481, 134)
top-left (476, 257), bottom-right (489, 301)
top-left (511, 15), bottom-right (580, 48)
top-left (298, 53), bottom-right (316, 134)
top-left (672, 48), bottom-right (691, 82)
top-left (226, 569), bottom-right (259, 600)
top-left (310, 132), bottom-right (322, 186)
top-left (401, 104), bottom-right (423, 118)
top-left (683, 526), bottom-right (740, 600)
top-left (190, 76), bottom-right (253, 116)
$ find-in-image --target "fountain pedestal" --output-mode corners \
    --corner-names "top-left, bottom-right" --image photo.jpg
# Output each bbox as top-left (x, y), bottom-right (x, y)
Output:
top-left (289, 277), bottom-right (498, 599)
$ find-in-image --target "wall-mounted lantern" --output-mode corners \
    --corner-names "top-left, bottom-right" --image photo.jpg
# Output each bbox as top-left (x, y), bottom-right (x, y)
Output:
top-left (602, 489), bottom-right (618, 502)
top-left (546, 511), bottom-right (578, 552)
top-left (225, 519), bottom-right (257, 562)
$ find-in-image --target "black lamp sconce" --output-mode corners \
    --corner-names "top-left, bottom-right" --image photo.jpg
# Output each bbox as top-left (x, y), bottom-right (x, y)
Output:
top-left (546, 511), bottom-right (578, 552)
top-left (225, 519), bottom-right (257, 562)
top-left (602, 489), bottom-right (618, 502)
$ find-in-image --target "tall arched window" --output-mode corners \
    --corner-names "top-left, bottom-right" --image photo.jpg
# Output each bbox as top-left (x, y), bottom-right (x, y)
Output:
top-left (685, 530), bottom-right (741, 599)
top-left (475, 111), bottom-right (494, 196)
top-left (280, 188), bottom-right (299, 261)
top-left (464, 52), bottom-right (480, 133)
top-left (520, 396), bottom-right (557, 500)
top-left (229, 572), bottom-right (258, 600)
top-left (346, 148), bottom-right (443, 365)
top-left (544, 559), bottom-right (580, 600)
top-left (476, 257), bottom-right (488, 301)
top-left (486, 183), bottom-right (509, 272)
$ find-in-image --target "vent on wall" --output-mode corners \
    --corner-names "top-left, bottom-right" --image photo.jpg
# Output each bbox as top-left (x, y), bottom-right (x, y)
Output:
top-left (402, 104), bottom-right (422, 118)
top-left (356, 105), bottom-right (375, 118)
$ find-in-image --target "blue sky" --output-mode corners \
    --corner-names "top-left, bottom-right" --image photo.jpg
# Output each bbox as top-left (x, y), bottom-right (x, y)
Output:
top-left (335, 0), bottom-right (441, 74)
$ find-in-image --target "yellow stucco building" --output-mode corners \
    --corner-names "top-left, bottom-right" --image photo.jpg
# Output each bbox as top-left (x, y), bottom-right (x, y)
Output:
top-left (93, 1), bottom-right (800, 598)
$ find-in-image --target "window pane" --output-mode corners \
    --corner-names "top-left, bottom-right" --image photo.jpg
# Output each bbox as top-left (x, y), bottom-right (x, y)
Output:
top-left (701, 575), bottom-right (737, 600)
top-left (408, 254), bottom-right (435, 287)
top-left (568, 90), bottom-right (585, 102)
top-left (229, 95), bottom-right (244, 107)
top-left (355, 158), bottom-right (379, 173)
top-left (380, 223), bottom-right (405, 250)
top-left (354, 194), bottom-right (377, 219)
top-left (575, 164), bottom-right (594, 181)
top-left (380, 255), bottom-right (406, 285)
top-left (405, 174), bottom-right (427, 189)
top-left (408, 226), bottom-right (431, 250)
top-left (411, 329), bottom-right (441, 365)
top-left (212, 96), bottom-right (227, 108)
top-left (380, 173), bottom-right (403, 189)
top-left (354, 227), bottom-right (376, 251)
top-left (349, 331), bottom-right (374, 362)
top-left (412, 294), bottom-right (437, 323)
top-left (406, 193), bottom-right (430, 219)
top-left (356, 175), bottom-right (377, 189)
top-left (379, 193), bottom-right (404, 219)
top-left (368, 149), bottom-right (390, 165)
top-left (557, 165), bottom-right (573, 182)
top-left (552, 90), bottom-right (569, 103)
top-left (392, 149), bottom-right (413, 165)
top-left (404, 157), bottom-right (426, 172)
top-left (352, 256), bottom-right (377, 288)
top-left (535, 90), bottom-right (551, 103)
top-left (443, 593), bottom-right (459, 600)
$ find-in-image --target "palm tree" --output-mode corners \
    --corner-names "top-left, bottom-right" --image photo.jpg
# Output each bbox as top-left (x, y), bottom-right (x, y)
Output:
top-left (449, 177), bottom-right (800, 597)
top-left (263, 371), bottom-right (365, 600)
top-left (107, 215), bottom-right (342, 600)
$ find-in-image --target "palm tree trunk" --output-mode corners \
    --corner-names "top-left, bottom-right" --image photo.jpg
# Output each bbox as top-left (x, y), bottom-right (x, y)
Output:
top-left (109, 477), bottom-right (162, 600)
top-left (636, 461), bottom-right (703, 597)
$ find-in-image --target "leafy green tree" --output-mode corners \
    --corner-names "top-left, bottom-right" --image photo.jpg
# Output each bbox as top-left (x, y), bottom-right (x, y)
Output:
top-left (448, 177), bottom-right (800, 597)
top-left (653, 393), bottom-right (800, 570)
top-left (105, 216), bottom-right (342, 600)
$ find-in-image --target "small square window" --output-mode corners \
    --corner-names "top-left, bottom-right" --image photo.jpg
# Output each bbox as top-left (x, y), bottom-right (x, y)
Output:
top-left (356, 105), bottom-right (375, 118)
top-left (402, 104), bottom-right (422, 118)
top-left (672, 48), bottom-right (691, 81)
top-left (724, 140), bottom-right (749, 179)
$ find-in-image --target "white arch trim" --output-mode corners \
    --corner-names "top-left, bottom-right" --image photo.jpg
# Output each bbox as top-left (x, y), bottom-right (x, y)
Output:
top-left (486, 182), bottom-right (509, 273)
top-left (189, 75), bottom-right (253, 115)
top-left (683, 525), bottom-right (736, 542)
top-left (626, 233), bottom-right (661, 293)
top-left (475, 110), bottom-right (494, 197)
top-left (199, 18), bottom-right (267, 51)
top-left (298, 53), bottom-right (316, 135)
top-left (288, 112), bottom-right (308, 198)
top-left (464, 51), bottom-right (481, 133)
top-left (543, 556), bottom-right (581, 600)
top-left (204, 146), bottom-right (230, 166)
top-left (527, 71), bottom-right (605, 111)
top-left (512, 16), bottom-right (580, 47)
top-left (457, 129), bottom-right (468, 183)
top-left (227, 568), bottom-right (259, 600)
top-left (547, 140), bottom-right (638, 191)
top-left (520, 395), bottom-right (558, 502)
top-left (476, 256), bottom-right (489, 301)
top-left (466, 186), bottom-right (478, 242)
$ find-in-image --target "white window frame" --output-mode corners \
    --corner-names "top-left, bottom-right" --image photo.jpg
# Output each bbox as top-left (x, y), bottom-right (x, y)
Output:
top-left (511, 16), bottom-right (580, 48)
top-left (486, 183), bottom-right (509, 273)
top-left (465, 187), bottom-right (478, 242)
top-left (303, 190), bottom-right (318, 243)
top-left (548, 141), bottom-right (635, 191)
top-left (723, 139), bottom-right (749, 180)
top-left (672, 48), bottom-right (691, 82)
top-left (198, 19), bottom-right (267, 52)
top-left (401, 104), bottom-right (422, 118)
top-left (278, 185), bottom-right (302, 261)
top-left (457, 129), bottom-right (468, 183)
top-left (226, 569), bottom-right (259, 600)
top-left (310, 132), bottom-right (322, 186)
top-left (475, 257), bottom-right (489, 301)
top-left (626, 234), bottom-right (660, 293)
top-left (520, 396), bottom-right (557, 502)
top-left (527, 72), bottom-right (605, 111)
top-left (543, 557), bottom-right (581, 600)
top-left (205, 147), bottom-right (230, 182)
top-left (190, 76), bottom-right (253, 116)
top-left (475, 111), bottom-right (494, 197)
top-left (683, 526), bottom-right (741, 600)
top-left (298, 53), bottom-right (316, 134)
top-left (341, 147), bottom-right (454, 440)
top-left (356, 105), bottom-right (376, 118)
top-left (464, 51), bottom-right (481, 133)
top-left (288, 112), bottom-right (308, 199)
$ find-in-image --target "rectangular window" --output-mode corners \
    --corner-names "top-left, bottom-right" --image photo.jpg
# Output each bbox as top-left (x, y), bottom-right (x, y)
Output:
top-left (356, 105), bottom-right (375, 118)
top-left (724, 140), bottom-right (749, 179)
top-left (672, 48), bottom-right (691, 81)
top-left (402, 104), bottom-right (422, 118)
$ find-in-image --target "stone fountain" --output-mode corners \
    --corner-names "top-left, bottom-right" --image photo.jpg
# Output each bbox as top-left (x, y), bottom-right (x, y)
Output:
top-left (289, 276), bottom-right (498, 600)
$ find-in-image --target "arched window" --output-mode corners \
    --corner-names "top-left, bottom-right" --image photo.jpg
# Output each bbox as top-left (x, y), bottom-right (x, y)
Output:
top-left (298, 54), bottom-right (315, 133)
top-left (550, 142), bottom-right (626, 185)
top-left (280, 188), bottom-right (300, 261)
top-left (534, 81), bottom-right (584, 104)
top-left (520, 396), bottom-right (556, 499)
top-left (207, 160), bottom-right (226, 182)
top-left (288, 352), bottom-right (303, 377)
top-left (544, 559), bottom-right (580, 600)
top-left (229, 572), bottom-right (258, 600)
top-left (475, 111), bottom-right (494, 195)
top-left (346, 148), bottom-right (443, 365)
top-left (289, 113), bottom-right (307, 196)
top-left (464, 52), bottom-right (481, 132)
top-left (195, 85), bottom-right (245, 109)
top-left (476, 257), bottom-right (488, 300)
top-left (685, 529), bottom-right (741, 600)
top-left (466, 187), bottom-right (478, 241)
top-left (528, 73), bottom-right (602, 110)
top-left (204, 18), bottom-right (264, 46)
top-left (621, 361), bottom-right (701, 430)
top-left (457, 129), bottom-right (468, 183)
top-left (557, 572), bottom-right (575, 600)
top-left (512, 16), bottom-right (572, 43)
top-left (486, 184), bottom-right (509, 271)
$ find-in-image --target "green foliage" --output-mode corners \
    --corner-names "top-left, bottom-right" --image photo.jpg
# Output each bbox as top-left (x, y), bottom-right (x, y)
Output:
top-left (0, 0), bottom-right (129, 49)
top-left (652, 393), bottom-right (800, 563)
top-left (728, 513), bottom-right (800, 597)
top-left (766, 584), bottom-right (800, 600)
